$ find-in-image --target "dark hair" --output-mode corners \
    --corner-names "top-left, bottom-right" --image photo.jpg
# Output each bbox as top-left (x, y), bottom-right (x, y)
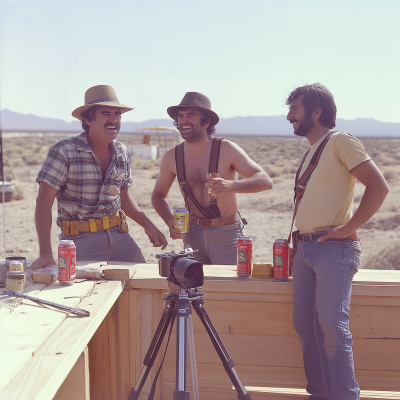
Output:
top-left (173, 108), bottom-right (216, 136)
top-left (285, 83), bottom-right (336, 128)
top-left (81, 106), bottom-right (99, 133)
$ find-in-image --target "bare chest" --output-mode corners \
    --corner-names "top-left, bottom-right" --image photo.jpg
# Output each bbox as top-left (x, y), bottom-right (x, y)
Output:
top-left (185, 159), bottom-right (208, 188)
top-left (94, 152), bottom-right (111, 180)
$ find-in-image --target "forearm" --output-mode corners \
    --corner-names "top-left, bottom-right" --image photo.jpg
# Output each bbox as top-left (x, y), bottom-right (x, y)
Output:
top-left (120, 191), bottom-right (157, 230)
top-left (231, 171), bottom-right (273, 193)
top-left (151, 192), bottom-right (174, 224)
top-left (35, 202), bottom-right (54, 256)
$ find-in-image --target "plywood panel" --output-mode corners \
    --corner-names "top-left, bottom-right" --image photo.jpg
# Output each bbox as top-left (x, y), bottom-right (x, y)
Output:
top-left (191, 300), bottom-right (296, 336)
top-left (54, 347), bottom-right (89, 400)
top-left (164, 333), bottom-right (304, 368)
top-left (350, 305), bottom-right (400, 338)
top-left (128, 290), bottom-right (141, 386)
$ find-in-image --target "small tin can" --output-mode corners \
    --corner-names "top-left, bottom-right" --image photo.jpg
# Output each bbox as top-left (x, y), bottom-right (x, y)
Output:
top-left (6, 270), bottom-right (26, 292)
top-left (273, 239), bottom-right (289, 282)
top-left (237, 236), bottom-right (252, 277)
top-left (9, 260), bottom-right (24, 272)
top-left (173, 207), bottom-right (189, 235)
top-left (58, 240), bottom-right (76, 286)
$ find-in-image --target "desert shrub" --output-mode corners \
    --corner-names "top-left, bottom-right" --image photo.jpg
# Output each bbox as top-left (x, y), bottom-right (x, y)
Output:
top-left (131, 158), bottom-right (160, 170)
top-left (11, 180), bottom-right (24, 200)
top-left (262, 165), bottom-right (283, 178)
top-left (383, 168), bottom-right (398, 181)
top-left (362, 240), bottom-right (400, 270)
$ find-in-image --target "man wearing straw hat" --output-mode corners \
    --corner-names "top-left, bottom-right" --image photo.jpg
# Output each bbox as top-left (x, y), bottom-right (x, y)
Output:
top-left (30, 85), bottom-right (167, 272)
top-left (151, 92), bottom-right (273, 265)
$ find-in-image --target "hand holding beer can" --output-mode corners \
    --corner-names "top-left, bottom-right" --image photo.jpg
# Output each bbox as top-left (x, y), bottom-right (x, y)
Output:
top-left (206, 173), bottom-right (219, 200)
top-left (173, 208), bottom-right (189, 235)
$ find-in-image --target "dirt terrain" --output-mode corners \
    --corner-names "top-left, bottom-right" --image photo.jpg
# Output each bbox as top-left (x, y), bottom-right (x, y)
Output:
top-left (1, 133), bottom-right (399, 269)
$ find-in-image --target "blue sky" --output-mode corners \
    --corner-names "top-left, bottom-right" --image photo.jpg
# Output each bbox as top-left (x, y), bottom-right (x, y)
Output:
top-left (1, 0), bottom-right (399, 123)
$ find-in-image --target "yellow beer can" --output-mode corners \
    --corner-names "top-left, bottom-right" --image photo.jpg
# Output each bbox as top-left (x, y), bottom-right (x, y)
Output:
top-left (173, 207), bottom-right (189, 234)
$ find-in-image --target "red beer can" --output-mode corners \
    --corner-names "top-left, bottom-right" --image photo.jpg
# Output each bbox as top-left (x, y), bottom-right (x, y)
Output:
top-left (58, 240), bottom-right (76, 286)
top-left (237, 236), bottom-right (252, 277)
top-left (273, 239), bottom-right (289, 282)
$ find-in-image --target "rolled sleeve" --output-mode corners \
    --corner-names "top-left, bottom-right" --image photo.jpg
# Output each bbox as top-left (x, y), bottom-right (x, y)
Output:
top-left (36, 143), bottom-right (68, 190)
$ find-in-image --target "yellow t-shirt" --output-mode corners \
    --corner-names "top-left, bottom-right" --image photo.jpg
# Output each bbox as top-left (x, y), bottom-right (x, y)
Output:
top-left (295, 131), bottom-right (371, 233)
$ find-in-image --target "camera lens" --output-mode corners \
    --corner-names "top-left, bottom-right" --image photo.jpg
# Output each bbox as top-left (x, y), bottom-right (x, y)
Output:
top-left (172, 258), bottom-right (204, 289)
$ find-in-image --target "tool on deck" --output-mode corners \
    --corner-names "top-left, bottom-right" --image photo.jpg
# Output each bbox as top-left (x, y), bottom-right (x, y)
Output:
top-left (2, 290), bottom-right (90, 317)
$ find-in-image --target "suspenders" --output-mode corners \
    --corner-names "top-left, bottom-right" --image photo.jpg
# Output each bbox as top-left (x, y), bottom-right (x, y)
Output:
top-left (175, 138), bottom-right (223, 219)
top-left (288, 131), bottom-right (335, 243)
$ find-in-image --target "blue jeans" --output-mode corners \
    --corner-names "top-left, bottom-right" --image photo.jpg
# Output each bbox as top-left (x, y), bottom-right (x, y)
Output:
top-left (59, 225), bottom-right (146, 263)
top-left (183, 221), bottom-right (244, 265)
top-left (292, 235), bottom-right (361, 400)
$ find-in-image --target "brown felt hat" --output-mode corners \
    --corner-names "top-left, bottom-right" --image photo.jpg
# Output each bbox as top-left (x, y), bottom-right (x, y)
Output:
top-left (72, 85), bottom-right (134, 120)
top-left (167, 92), bottom-right (219, 125)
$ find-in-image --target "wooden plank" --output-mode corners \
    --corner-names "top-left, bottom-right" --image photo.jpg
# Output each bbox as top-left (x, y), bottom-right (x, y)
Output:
top-left (350, 304), bottom-right (400, 338)
top-left (191, 300), bottom-right (296, 336)
top-left (140, 289), bottom-right (153, 399)
top-left (116, 290), bottom-right (132, 400)
top-left (0, 280), bottom-right (97, 395)
top-left (1, 280), bottom-right (123, 400)
top-left (53, 347), bottom-right (90, 400)
top-left (88, 306), bottom-right (112, 400)
top-left (128, 290), bottom-right (142, 389)
top-left (164, 333), bottom-right (304, 368)
top-left (152, 289), bottom-right (165, 400)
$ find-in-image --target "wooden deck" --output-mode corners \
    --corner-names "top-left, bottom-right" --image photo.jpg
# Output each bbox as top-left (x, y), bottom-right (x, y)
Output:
top-left (0, 263), bottom-right (399, 399)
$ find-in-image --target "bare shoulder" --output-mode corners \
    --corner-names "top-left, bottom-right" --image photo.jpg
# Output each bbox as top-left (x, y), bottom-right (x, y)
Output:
top-left (160, 147), bottom-right (177, 173)
top-left (220, 139), bottom-right (248, 157)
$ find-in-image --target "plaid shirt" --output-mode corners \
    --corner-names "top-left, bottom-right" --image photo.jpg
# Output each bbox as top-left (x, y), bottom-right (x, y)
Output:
top-left (37, 132), bottom-right (133, 228)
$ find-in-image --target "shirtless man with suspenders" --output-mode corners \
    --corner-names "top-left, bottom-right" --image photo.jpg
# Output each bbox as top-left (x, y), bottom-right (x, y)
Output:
top-left (151, 92), bottom-right (273, 265)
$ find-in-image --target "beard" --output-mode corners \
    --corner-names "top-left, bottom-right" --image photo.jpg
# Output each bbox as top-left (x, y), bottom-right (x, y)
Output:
top-left (178, 124), bottom-right (203, 143)
top-left (291, 112), bottom-right (315, 137)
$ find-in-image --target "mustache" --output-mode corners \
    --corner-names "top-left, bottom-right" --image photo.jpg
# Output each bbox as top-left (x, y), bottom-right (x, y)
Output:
top-left (104, 123), bottom-right (118, 128)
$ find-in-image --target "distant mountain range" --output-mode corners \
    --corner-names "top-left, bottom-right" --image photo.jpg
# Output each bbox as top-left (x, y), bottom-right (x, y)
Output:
top-left (2, 109), bottom-right (399, 137)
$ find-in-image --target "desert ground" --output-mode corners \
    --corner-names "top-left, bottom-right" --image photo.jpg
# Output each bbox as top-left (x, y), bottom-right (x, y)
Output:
top-left (0, 132), bottom-right (399, 269)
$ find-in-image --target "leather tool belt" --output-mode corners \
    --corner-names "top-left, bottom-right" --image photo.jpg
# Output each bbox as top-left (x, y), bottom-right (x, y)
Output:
top-left (61, 211), bottom-right (122, 235)
top-left (189, 212), bottom-right (240, 228)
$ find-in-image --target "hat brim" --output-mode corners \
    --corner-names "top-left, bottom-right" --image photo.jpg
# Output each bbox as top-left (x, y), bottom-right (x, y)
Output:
top-left (167, 105), bottom-right (219, 126)
top-left (72, 102), bottom-right (134, 120)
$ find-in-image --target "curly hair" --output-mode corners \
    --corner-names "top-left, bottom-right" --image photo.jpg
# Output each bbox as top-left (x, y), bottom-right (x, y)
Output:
top-left (285, 83), bottom-right (336, 128)
top-left (173, 108), bottom-right (216, 136)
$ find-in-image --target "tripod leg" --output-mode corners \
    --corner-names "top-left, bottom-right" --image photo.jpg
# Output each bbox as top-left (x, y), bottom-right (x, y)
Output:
top-left (187, 311), bottom-right (199, 400)
top-left (192, 298), bottom-right (252, 400)
top-left (128, 297), bottom-right (177, 400)
top-left (173, 295), bottom-right (190, 400)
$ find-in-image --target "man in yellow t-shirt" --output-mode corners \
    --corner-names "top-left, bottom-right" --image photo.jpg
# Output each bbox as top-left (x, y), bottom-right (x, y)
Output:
top-left (286, 83), bottom-right (389, 400)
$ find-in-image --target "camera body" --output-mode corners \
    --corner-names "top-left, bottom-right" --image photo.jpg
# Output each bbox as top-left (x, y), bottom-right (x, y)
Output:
top-left (157, 248), bottom-right (204, 289)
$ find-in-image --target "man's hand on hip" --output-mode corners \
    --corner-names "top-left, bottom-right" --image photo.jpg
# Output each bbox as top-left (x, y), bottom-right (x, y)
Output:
top-left (314, 225), bottom-right (359, 242)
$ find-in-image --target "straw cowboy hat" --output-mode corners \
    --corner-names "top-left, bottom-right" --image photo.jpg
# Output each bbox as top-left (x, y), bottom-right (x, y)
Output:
top-left (167, 92), bottom-right (219, 125)
top-left (72, 85), bottom-right (134, 120)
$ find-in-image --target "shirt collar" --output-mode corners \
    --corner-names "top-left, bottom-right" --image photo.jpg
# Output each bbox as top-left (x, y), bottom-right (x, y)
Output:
top-left (76, 132), bottom-right (121, 157)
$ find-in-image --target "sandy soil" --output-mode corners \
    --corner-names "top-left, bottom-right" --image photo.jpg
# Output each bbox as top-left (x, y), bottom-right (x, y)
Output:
top-left (1, 141), bottom-right (399, 268)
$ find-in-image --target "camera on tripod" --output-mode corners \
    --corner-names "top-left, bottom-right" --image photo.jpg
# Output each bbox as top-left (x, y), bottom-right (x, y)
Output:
top-left (156, 247), bottom-right (204, 289)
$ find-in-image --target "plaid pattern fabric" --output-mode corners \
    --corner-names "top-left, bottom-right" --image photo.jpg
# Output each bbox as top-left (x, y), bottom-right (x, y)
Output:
top-left (37, 132), bottom-right (133, 228)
